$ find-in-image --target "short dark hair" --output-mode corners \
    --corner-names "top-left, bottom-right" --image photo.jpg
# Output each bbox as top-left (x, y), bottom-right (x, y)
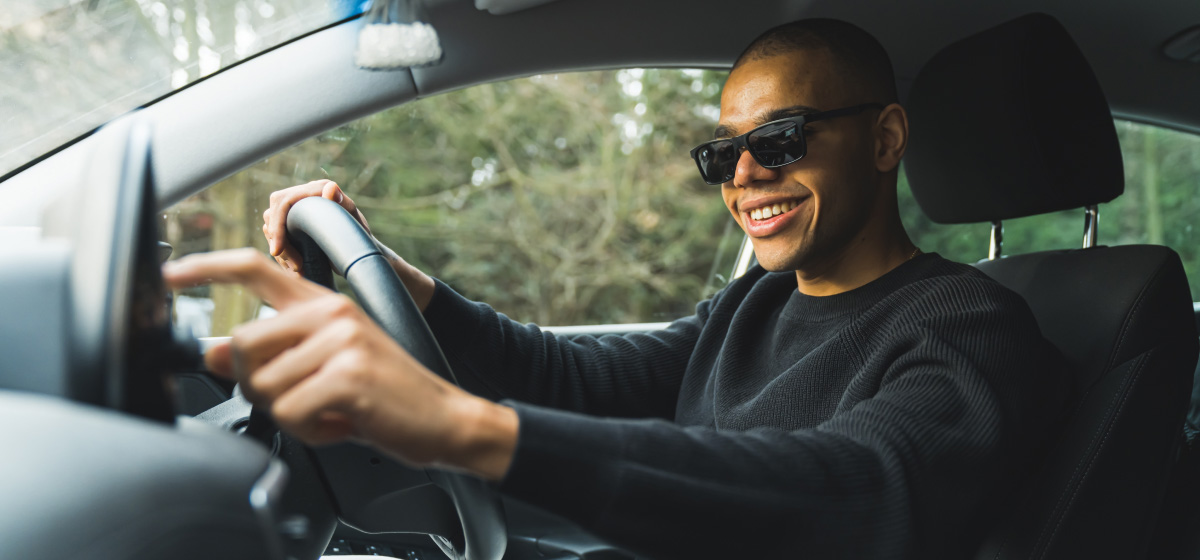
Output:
top-left (734, 19), bottom-right (898, 104)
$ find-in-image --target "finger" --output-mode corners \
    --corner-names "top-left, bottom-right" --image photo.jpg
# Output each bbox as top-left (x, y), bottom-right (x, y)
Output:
top-left (321, 182), bottom-right (360, 216)
top-left (264, 227), bottom-right (302, 276)
top-left (267, 181), bottom-right (328, 255)
top-left (282, 410), bottom-right (357, 447)
top-left (321, 182), bottom-right (372, 232)
top-left (263, 208), bottom-right (281, 257)
top-left (271, 358), bottom-right (365, 446)
top-left (261, 222), bottom-right (276, 258)
top-left (162, 248), bottom-right (328, 310)
top-left (233, 300), bottom-right (360, 401)
top-left (322, 181), bottom-right (345, 206)
top-left (273, 254), bottom-right (301, 277)
top-left (277, 245), bottom-right (304, 275)
top-left (307, 411), bottom-right (358, 445)
top-left (204, 339), bottom-right (234, 378)
top-left (266, 180), bottom-right (336, 256)
top-left (244, 318), bottom-right (361, 404)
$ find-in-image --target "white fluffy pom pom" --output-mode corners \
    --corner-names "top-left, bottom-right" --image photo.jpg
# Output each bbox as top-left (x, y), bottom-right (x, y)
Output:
top-left (355, 22), bottom-right (442, 69)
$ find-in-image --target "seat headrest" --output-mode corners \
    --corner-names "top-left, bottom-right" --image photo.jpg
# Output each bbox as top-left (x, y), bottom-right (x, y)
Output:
top-left (904, 13), bottom-right (1124, 224)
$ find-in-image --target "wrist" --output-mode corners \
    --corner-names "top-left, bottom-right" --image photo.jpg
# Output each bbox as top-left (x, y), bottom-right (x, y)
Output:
top-left (374, 239), bottom-right (436, 312)
top-left (441, 395), bottom-right (519, 481)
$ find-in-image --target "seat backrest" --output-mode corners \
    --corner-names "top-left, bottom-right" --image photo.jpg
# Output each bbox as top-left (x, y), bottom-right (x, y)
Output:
top-left (905, 14), bottom-right (1199, 560)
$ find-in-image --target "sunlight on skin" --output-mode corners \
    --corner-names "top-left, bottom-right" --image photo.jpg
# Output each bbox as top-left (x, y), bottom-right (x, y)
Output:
top-left (163, 249), bottom-right (518, 480)
top-left (716, 51), bottom-right (916, 296)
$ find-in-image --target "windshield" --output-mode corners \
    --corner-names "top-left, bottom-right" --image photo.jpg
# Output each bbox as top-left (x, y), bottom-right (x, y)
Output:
top-left (0, 0), bottom-right (364, 177)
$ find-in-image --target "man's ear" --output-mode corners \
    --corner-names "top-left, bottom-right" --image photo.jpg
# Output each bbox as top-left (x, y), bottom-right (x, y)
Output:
top-left (874, 103), bottom-right (908, 173)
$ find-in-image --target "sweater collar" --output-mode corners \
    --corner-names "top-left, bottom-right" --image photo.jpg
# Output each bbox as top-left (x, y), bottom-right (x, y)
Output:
top-left (768, 252), bottom-right (944, 322)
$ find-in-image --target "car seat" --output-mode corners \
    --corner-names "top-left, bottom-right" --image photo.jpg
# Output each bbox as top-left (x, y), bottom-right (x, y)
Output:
top-left (904, 13), bottom-right (1199, 560)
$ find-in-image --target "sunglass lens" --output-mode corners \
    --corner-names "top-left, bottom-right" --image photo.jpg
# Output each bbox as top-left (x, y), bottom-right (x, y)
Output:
top-left (748, 122), bottom-right (805, 167)
top-left (695, 141), bottom-right (738, 184)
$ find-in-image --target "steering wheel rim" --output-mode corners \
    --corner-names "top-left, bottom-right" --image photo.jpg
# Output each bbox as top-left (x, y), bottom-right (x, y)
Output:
top-left (283, 196), bottom-right (507, 560)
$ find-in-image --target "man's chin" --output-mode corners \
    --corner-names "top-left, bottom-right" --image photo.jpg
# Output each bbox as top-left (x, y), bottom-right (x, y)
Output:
top-left (752, 246), bottom-right (808, 272)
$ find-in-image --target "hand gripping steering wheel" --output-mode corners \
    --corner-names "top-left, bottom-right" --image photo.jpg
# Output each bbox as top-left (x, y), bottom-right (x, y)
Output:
top-left (282, 197), bottom-right (507, 560)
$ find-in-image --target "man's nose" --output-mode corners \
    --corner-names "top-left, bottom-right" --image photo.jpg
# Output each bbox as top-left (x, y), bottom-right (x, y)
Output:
top-left (731, 148), bottom-right (779, 188)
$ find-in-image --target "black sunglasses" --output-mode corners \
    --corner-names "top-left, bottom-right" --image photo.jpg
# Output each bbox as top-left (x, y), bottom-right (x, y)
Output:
top-left (689, 103), bottom-right (885, 185)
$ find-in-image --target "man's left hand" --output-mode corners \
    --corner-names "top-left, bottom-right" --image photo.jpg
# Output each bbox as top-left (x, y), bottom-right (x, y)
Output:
top-left (163, 249), bottom-right (518, 480)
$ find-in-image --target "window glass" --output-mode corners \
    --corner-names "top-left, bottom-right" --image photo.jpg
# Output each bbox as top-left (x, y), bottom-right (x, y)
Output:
top-left (2, 0), bottom-right (362, 177)
top-left (165, 68), bottom-right (740, 337)
top-left (899, 120), bottom-right (1200, 300)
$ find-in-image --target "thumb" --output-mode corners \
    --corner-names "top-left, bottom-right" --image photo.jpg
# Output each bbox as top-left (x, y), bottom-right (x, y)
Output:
top-left (321, 182), bottom-right (359, 215)
top-left (322, 182), bottom-right (369, 231)
top-left (321, 181), bottom-right (344, 204)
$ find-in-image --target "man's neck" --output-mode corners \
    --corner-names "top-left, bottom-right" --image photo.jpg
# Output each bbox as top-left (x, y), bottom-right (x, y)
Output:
top-left (794, 229), bottom-right (917, 297)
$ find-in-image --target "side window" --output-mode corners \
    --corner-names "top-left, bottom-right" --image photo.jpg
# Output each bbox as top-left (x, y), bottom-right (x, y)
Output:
top-left (165, 68), bottom-right (738, 337)
top-left (899, 119), bottom-right (1200, 300)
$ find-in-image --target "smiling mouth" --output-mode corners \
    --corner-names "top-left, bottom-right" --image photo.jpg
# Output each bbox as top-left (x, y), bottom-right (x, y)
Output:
top-left (744, 198), bottom-right (804, 224)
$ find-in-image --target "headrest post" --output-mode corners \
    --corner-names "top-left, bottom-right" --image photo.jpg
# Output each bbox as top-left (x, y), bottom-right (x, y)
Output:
top-left (989, 221), bottom-right (1004, 260)
top-left (1083, 205), bottom-right (1099, 248)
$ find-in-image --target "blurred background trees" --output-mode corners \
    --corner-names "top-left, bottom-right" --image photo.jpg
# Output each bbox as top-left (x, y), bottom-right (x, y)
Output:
top-left (165, 68), bottom-right (742, 334)
top-left (897, 120), bottom-right (1200, 281)
top-left (166, 60), bottom-right (1200, 337)
top-left (7, 2), bottom-right (1200, 337)
top-left (1, 0), bottom-right (347, 175)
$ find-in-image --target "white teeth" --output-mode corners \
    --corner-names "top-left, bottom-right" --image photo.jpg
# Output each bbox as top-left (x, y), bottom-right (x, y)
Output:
top-left (749, 200), bottom-right (802, 221)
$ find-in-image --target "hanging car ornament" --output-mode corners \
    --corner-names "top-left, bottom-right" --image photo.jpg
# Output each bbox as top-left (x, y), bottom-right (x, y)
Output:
top-left (355, 0), bottom-right (443, 69)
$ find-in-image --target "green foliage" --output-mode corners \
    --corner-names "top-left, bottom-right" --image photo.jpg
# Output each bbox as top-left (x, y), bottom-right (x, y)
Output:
top-left (338, 69), bottom-right (736, 325)
top-left (169, 67), bottom-right (1200, 336)
top-left (899, 121), bottom-right (1200, 299)
top-left (170, 69), bottom-right (740, 329)
top-left (2, 0), bottom-right (337, 175)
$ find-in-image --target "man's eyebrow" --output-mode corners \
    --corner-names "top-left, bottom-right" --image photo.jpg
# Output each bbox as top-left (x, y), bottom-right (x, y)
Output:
top-left (713, 124), bottom-right (737, 139)
top-left (762, 105), bottom-right (821, 123)
top-left (712, 105), bottom-right (821, 139)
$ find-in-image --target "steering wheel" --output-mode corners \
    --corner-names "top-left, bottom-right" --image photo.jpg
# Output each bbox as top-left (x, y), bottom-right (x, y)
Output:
top-left (281, 196), bottom-right (507, 560)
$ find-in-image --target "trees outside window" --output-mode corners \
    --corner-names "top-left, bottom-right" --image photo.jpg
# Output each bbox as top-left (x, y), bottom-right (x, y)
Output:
top-left (164, 68), bottom-right (1200, 337)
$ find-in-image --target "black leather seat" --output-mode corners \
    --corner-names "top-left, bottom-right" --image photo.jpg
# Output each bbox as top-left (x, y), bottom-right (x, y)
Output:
top-left (904, 13), bottom-right (1199, 560)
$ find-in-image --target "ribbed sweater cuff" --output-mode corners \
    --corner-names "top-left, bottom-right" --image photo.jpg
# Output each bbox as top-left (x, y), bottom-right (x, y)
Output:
top-left (422, 279), bottom-right (484, 350)
top-left (498, 400), bottom-right (624, 527)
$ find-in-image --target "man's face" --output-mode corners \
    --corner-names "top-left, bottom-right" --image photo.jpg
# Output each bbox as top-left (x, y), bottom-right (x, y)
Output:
top-left (717, 50), bottom-right (881, 272)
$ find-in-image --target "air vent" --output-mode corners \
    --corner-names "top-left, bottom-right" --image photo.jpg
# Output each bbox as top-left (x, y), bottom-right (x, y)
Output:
top-left (1163, 25), bottom-right (1200, 62)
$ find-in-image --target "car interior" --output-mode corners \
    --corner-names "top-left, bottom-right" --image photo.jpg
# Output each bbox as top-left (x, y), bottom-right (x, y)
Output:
top-left (905, 13), bottom-right (1198, 559)
top-left (3, 1), bottom-right (1200, 559)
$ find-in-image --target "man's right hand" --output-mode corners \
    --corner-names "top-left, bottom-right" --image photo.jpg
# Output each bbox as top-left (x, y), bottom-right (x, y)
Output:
top-left (263, 180), bottom-right (437, 311)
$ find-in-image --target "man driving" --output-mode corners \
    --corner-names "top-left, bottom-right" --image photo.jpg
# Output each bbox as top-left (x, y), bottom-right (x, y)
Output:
top-left (165, 19), bottom-right (1067, 559)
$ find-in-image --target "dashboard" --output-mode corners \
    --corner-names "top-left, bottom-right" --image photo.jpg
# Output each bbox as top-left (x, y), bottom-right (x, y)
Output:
top-left (0, 113), bottom-right (632, 560)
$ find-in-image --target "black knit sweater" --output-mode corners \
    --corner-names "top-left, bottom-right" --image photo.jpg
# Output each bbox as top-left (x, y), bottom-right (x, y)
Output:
top-left (423, 253), bottom-right (1068, 559)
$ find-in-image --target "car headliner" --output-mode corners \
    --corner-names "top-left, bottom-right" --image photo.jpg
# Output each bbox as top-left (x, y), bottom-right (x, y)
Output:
top-left (0, 0), bottom-right (1196, 223)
